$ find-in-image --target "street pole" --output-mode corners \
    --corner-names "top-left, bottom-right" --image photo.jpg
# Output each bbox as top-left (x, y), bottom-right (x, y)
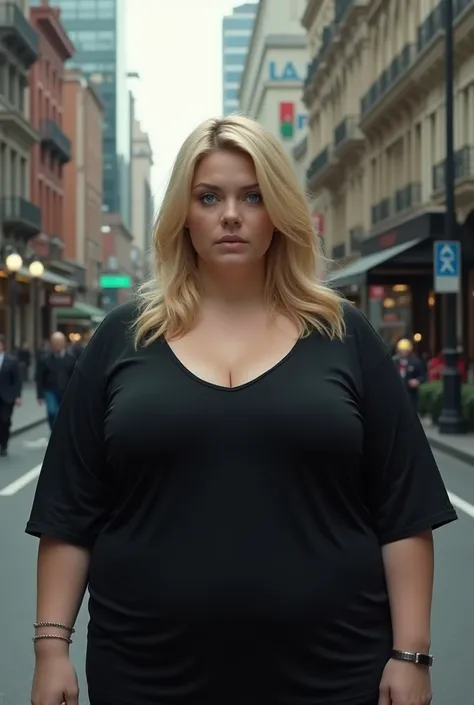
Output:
top-left (9, 274), bottom-right (17, 354)
top-left (438, 0), bottom-right (466, 434)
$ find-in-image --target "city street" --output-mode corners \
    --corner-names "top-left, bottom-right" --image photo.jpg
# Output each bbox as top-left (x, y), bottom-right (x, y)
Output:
top-left (0, 426), bottom-right (473, 705)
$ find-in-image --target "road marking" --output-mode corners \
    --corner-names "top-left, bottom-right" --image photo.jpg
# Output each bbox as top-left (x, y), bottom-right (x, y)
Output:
top-left (0, 464), bottom-right (42, 496)
top-left (24, 437), bottom-right (49, 449)
top-left (448, 491), bottom-right (474, 520)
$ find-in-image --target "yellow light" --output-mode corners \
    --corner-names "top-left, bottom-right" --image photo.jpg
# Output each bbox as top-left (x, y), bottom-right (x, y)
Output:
top-left (5, 252), bottom-right (23, 272)
top-left (29, 260), bottom-right (44, 278)
top-left (383, 297), bottom-right (396, 308)
top-left (393, 284), bottom-right (408, 292)
top-left (428, 295), bottom-right (435, 307)
top-left (414, 333), bottom-right (422, 342)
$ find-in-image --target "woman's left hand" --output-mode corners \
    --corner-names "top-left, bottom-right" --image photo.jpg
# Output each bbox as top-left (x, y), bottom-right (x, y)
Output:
top-left (378, 659), bottom-right (432, 705)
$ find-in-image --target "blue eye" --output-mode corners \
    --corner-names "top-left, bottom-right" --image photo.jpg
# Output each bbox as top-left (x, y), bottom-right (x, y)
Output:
top-left (200, 193), bottom-right (217, 205)
top-left (246, 192), bottom-right (262, 204)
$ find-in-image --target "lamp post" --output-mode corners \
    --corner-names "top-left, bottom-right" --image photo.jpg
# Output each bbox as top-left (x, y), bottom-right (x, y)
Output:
top-left (28, 258), bottom-right (44, 354)
top-left (5, 250), bottom-right (23, 353)
top-left (438, 0), bottom-right (466, 434)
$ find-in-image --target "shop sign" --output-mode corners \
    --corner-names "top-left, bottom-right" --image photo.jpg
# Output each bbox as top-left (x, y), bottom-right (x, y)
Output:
top-left (47, 291), bottom-right (74, 307)
top-left (278, 102), bottom-right (308, 139)
top-left (269, 61), bottom-right (302, 82)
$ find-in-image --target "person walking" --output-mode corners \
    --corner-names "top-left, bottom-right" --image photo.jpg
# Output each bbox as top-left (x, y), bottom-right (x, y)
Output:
top-left (0, 335), bottom-right (21, 456)
top-left (27, 116), bottom-right (456, 705)
top-left (35, 332), bottom-right (76, 430)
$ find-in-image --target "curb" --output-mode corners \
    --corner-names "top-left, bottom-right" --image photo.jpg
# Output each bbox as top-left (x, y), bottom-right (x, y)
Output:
top-left (427, 435), bottom-right (474, 467)
top-left (11, 418), bottom-right (45, 438)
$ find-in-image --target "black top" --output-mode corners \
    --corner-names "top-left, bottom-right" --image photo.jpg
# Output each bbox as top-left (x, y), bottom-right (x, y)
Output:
top-left (26, 301), bottom-right (457, 705)
top-left (0, 353), bottom-right (21, 404)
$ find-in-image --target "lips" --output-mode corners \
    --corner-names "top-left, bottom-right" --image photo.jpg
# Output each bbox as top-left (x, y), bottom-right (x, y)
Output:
top-left (217, 235), bottom-right (246, 243)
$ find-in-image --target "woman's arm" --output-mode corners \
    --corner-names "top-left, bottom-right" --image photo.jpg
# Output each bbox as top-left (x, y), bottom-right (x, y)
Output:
top-left (34, 537), bottom-right (90, 658)
top-left (381, 530), bottom-right (434, 653)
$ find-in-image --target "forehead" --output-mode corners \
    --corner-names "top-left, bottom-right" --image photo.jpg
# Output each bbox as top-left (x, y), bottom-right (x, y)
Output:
top-left (193, 150), bottom-right (257, 186)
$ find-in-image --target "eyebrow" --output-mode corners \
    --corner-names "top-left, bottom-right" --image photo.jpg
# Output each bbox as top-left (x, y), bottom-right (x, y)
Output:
top-left (192, 182), bottom-right (260, 191)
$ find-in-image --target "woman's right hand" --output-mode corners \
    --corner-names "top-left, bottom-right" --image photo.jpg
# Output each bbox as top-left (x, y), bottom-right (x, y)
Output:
top-left (31, 651), bottom-right (79, 705)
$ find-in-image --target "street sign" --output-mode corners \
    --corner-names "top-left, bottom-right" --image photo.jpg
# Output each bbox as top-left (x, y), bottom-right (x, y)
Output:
top-left (434, 240), bottom-right (461, 293)
top-left (100, 274), bottom-right (132, 289)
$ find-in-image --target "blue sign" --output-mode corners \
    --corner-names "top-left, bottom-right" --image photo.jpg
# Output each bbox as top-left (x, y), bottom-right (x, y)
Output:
top-left (297, 114), bottom-right (308, 130)
top-left (434, 240), bottom-right (461, 293)
top-left (269, 61), bottom-right (302, 82)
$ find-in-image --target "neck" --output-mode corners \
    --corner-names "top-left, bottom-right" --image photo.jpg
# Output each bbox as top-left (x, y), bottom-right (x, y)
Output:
top-left (197, 261), bottom-right (266, 309)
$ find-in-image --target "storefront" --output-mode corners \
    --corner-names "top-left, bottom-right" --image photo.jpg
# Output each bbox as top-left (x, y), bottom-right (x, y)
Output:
top-left (55, 300), bottom-right (106, 341)
top-left (329, 211), bottom-right (474, 360)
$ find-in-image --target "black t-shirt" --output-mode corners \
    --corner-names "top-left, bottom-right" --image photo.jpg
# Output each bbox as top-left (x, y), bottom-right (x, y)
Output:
top-left (26, 301), bottom-right (457, 705)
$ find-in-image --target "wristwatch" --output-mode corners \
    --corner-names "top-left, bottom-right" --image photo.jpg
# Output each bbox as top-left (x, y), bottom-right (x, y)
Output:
top-left (392, 650), bottom-right (434, 667)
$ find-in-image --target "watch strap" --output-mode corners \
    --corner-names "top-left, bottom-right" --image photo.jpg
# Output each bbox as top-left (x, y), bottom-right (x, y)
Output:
top-left (392, 649), bottom-right (434, 667)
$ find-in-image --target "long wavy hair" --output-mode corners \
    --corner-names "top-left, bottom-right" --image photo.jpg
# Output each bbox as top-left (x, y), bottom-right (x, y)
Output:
top-left (134, 115), bottom-right (345, 346)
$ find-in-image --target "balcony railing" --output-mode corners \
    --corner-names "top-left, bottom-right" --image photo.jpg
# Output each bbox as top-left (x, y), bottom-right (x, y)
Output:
top-left (0, 3), bottom-right (39, 68)
top-left (394, 183), bottom-right (422, 213)
top-left (417, 2), bottom-right (444, 53)
top-left (454, 0), bottom-right (474, 16)
top-left (371, 198), bottom-right (391, 226)
top-left (306, 146), bottom-right (331, 182)
top-left (361, 43), bottom-right (417, 115)
top-left (334, 115), bottom-right (361, 148)
top-left (433, 146), bottom-right (474, 191)
top-left (304, 24), bottom-right (335, 90)
top-left (41, 119), bottom-right (71, 163)
top-left (0, 197), bottom-right (41, 236)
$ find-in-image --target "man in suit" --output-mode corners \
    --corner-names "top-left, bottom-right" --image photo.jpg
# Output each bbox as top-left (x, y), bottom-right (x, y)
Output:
top-left (0, 334), bottom-right (22, 456)
top-left (36, 331), bottom-right (76, 430)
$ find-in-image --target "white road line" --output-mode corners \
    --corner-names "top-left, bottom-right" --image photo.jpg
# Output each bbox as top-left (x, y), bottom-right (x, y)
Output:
top-left (0, 464), bottom-right (42, 496)
top-left (448, 491), bottom-right (474, 520)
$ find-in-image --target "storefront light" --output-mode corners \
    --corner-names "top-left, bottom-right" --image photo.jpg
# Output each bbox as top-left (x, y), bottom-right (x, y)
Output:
top-left (29, 260), bottom-right (44, 278)
top-left (414, 333), bottom-right (422, 343)
top-left (428, 295), bottom-right (435, 307)
top-left (393, 284), bottom-right (408, 293)
top-left (383, 297), bottom-right (396, 308)
top-left (5, 252), bottom-right (23, 273)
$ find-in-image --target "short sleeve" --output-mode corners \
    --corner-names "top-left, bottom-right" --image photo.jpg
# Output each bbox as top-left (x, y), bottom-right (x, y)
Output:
top-left (25, 331), bottom-right (109, 548)
top-left (361, 350), bottom-right (457, 545)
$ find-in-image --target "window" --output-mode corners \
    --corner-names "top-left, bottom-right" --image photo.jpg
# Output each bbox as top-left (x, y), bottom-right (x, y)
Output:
top-left (224, 88), bottom-right (239, 100)
top-left (223, 36), bottom-right (250, 48)
top-left (223, 18), bottom-right (255, 31)
top-left (224, 70), bottom-right (243, 83)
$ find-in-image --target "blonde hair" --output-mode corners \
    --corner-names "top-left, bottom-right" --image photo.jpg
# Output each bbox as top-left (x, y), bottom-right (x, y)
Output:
top-left (134, 115), bottom-right (345, 346)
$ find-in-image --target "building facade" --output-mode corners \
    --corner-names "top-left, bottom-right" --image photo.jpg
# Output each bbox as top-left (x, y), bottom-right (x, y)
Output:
top-left (238, 0), bottom-right (309, 154)
top-left (303, 0), bottom-right (474, 363)
top-left (30, 0), bottom-right (131, 230)
top-left (222, 3), bottom-right (258, 116)
top-left (57, 69), bottom-right (105, 334)
top-left (100, 211), bottom-right (134, 310)
top-left (131, 117), bottom-right (154, 263)
top-left (29, 1), bottom-right (73, 268)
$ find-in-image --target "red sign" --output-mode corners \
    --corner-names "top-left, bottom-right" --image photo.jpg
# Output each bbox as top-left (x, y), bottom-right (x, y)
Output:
top-left (279, 102), bottom-right (295, 139)
top-left (369, 285), bottom-right (385, 300)
top-left (47, 292), bottom-right (75, 307)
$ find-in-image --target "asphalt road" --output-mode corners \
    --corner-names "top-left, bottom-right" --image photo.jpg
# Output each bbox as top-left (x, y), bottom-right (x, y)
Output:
top-left (0, 424), bottom-right (473, 705)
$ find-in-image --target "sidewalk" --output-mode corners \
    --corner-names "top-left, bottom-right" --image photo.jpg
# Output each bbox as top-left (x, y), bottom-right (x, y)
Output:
top-left (11, 382), bottom-right (45, 436)
top-left (422, 418), bottom-right (474, 467)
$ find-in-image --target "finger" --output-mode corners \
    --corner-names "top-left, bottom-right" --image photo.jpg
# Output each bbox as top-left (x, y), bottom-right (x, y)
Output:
top-left (378, 687), bottom-right (391, 705)
top-left (65, 689), bottom-right (79, 705)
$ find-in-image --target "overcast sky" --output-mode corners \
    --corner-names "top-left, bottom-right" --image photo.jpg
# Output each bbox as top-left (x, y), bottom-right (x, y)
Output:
top-left (126, 0), bottom-right (238, 211)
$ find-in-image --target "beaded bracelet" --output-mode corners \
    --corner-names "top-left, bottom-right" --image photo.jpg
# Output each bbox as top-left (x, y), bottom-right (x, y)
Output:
top-left (34, 621), bottom-right (75, 634)
top-left (33, 634), bottom-right (73, 644)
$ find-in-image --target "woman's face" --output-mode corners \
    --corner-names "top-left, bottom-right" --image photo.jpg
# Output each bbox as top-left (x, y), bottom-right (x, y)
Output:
top-left (186, 149), bottom-right (275, 269)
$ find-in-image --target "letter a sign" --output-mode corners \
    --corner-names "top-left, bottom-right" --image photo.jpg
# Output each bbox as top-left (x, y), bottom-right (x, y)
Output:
top-left (269, 61), bottom-right (301, 81)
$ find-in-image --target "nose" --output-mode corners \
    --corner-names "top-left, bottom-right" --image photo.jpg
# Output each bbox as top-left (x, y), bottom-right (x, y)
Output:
top-left (221, 199), bottom-right (242, 227)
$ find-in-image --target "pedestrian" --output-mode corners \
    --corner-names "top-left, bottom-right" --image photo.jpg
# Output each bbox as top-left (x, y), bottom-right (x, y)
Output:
top-left (26, 116), bottom-right (456, 705)
top-left (0, 334), bottom-right (22, 457)
top-left (35, 331), bottom-right (76, 430)
top-left (392, 338), bottom-right (426, 406)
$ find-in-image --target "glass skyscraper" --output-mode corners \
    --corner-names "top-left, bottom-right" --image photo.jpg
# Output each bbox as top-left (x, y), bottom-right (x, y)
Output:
top-left (30, 0), bottom-right (131, 230)
top-left (222, 3), bottom-right (258, 116)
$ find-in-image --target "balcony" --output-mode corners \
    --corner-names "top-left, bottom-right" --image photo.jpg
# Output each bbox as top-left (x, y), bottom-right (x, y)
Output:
top-left (334, 0), bottom-right (368, 33)
top-left (303, 24), bottom-right (337, 100)
top-left (0, 108), bottom-right (39, 149)
top-left (0, 3), bottom-right (39, 68)
top-left (306, 145), bottom-right (339, 191)
top-left (417, 2), bottom-right (444, 53)
top-left (371, 198), bottom-right (392, 227)
top-left (333, 116), bottom-right (364, 160)
top-left (0, 197), bottom-right (41, 239)
top-left (432, 145), bottom-right (474, 203)
top-left (41, 119), bottom-right (72, 163)
top-left (394, 183), bottom-right (422, 214)
top-left (360, 43), bottom-right (418, 131)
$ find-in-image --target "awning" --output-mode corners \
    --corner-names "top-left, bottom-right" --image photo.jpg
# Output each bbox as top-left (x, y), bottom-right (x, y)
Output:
top-left (55, 301), bottom-right (106, 324)
top-left (328, 238), bottom-right (423, 289)
top-left (18, 267), bottom-right (78, 288)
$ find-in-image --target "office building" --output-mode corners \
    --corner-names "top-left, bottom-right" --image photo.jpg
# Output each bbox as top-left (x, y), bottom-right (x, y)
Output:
top-left (131, 117), bottom-right (154, 263)
top-left (222, 3), bottom-right (258, 116)
top-left (238, 0), bottom-right (308, 155)
top-left (29, 0), bottom-right (131, 230)
top-left (302, 0), bottom-right (474, 359)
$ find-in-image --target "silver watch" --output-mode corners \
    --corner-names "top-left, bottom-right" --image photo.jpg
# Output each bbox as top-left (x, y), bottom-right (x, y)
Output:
top-left (391, 649), bottom-right (434, 667)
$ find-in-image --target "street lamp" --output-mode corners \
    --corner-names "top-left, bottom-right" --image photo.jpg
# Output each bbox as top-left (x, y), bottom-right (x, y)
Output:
top-left (438, 0), bottom-right (466, 434)
top-left (5, 249), bottom-right (23, 353)
top-left (29, 258), bottom-right (44, 353)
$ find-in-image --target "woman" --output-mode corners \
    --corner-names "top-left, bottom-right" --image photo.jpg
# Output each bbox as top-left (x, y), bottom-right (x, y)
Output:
top-left (27, 116), bottom-right (456, 705)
